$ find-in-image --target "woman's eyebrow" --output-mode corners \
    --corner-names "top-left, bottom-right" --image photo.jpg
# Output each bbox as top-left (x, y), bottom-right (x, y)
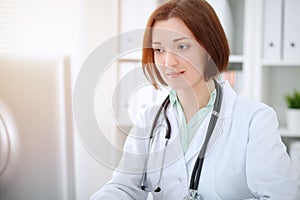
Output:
top-left (152, 37), bottom-right (191, 45)
top-left (173, 37), bottom-right (190, 43)
top-left (151, 41), bottom-right (162, 45)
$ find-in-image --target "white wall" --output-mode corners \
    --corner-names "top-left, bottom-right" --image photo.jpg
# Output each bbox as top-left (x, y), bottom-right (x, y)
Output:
top-left (0, 0), bottom-right (119, 199)
top-left (0, 0), bottom-right (155, 199)
top-left (74, 0), bottom-right (118, 200)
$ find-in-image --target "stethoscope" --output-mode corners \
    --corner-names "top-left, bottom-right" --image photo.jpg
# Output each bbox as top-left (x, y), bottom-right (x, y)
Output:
top-left (140, 79), bottom-right (223, 200)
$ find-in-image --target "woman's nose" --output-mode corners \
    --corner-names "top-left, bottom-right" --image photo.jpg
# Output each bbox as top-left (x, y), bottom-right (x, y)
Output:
top-left (164, 51), bottom-right (178, 67)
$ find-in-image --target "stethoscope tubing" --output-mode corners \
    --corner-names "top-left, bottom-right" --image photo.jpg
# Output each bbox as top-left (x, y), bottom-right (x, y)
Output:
top-left (141, 96), bottom-right (170, 192)
top-left (141, 79), bottom-right (223, 195)
top-left (189, 79), bottom-right (223, 191)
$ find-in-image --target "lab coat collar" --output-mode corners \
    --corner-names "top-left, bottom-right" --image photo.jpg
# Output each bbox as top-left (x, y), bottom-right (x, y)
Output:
top-left (218, 80), bottom-right (237, 120)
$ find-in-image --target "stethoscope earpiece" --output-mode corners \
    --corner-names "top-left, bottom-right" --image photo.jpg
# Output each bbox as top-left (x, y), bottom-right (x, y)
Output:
top-left (140, 184), bottom-right (161, 193)
top-left (141, 185), bottom-right (146, 191)
top-left (154, 187), bottom-right (161, 192)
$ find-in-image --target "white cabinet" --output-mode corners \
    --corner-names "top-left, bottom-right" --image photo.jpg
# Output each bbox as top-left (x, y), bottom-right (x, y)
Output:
top-left (259, 0), bottom-right (300, 129)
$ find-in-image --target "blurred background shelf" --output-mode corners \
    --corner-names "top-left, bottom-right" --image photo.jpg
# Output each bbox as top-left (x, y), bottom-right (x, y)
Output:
top-left (279, 128), bottom-right (300, 138)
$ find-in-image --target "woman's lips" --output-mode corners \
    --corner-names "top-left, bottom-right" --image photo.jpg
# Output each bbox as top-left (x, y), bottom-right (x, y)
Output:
top-left (166, 71), bottom-right (185, 79)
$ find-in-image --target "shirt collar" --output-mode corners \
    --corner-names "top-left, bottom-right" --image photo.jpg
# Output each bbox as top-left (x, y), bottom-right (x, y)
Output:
top-left (169, 90), bottom-right (178, 106)
top-left (169, 89), bottom-right (216, 108)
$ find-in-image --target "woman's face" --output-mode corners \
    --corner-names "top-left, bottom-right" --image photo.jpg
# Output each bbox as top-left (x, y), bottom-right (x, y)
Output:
top-left (152, 17), bottom-right (211, 90)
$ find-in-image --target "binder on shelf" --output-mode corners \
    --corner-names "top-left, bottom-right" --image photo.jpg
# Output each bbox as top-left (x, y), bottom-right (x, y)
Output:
top-left (283, 0), bottom-right (300, 62)
top-left (263, 0), bottom-right (283, 61)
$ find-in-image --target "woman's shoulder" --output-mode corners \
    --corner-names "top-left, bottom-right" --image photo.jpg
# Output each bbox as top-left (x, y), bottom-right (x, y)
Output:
top-left (236, 95), bottom-right (276, 115)
top-left (221, 81), bottom-right (277, 122)
top-left (232, 95), bottom-right (278, 128)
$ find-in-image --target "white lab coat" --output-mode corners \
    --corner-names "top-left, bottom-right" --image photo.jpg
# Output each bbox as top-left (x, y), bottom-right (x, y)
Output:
top-left (91, 81), bottom-right (300, 200)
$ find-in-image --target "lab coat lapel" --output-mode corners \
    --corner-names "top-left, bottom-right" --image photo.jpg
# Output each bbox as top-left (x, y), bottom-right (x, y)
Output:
top-left (165, 107), bottom-right (188, 173)
top-left (185, 114), bottom-right (208, 163)
top-left (184, 80), bottom-right (236, 163)
top-left (184, 112), bottom-right (225, 163)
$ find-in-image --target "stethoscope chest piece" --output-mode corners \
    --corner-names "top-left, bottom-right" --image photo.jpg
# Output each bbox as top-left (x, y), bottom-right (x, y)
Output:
top-left (183, 189), bottom-right (203, 200)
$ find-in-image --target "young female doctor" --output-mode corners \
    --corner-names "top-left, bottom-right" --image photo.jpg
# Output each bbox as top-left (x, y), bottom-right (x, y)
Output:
top-left (91, 0), bottom-right (299, 199)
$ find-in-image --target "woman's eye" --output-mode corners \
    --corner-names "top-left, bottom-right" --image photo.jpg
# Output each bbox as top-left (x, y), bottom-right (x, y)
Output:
top-left (177, 44), bottom-right (189, 50)
top-left (153, 48), bottom-right (164, 53)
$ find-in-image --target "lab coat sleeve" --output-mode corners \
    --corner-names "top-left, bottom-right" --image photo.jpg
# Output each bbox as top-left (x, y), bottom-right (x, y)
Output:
top-left (90, 105), bottom-right (158, 200)
top-left (246, 106), bottom-right (300, 200)
top-left (90, 171), bottom-right (148, 200)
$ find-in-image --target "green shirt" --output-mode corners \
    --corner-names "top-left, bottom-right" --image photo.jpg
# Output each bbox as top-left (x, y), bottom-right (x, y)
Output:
top-left (169, 89), bottom-right (216, 153)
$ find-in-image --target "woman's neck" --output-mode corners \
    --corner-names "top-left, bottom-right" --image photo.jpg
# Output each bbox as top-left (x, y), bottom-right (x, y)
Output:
top-left (176, 80), bottom-right (215, 122)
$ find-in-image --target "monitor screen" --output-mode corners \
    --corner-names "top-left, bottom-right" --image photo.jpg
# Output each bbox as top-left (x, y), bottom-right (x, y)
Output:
top-left (0, 55), bottom-right (75, 200)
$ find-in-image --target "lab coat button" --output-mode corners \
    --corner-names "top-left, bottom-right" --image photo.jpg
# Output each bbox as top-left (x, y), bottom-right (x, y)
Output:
top-left (178, 177), bottom-right (183, 182)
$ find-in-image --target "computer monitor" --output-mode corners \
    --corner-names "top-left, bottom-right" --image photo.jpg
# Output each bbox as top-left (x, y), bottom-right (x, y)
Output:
top-left (0, 55), bottom-right (75, 200)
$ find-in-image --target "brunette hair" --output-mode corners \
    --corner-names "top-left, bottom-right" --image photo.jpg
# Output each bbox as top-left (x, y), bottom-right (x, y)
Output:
top-left (142, 0), bottom-right (230, 89)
